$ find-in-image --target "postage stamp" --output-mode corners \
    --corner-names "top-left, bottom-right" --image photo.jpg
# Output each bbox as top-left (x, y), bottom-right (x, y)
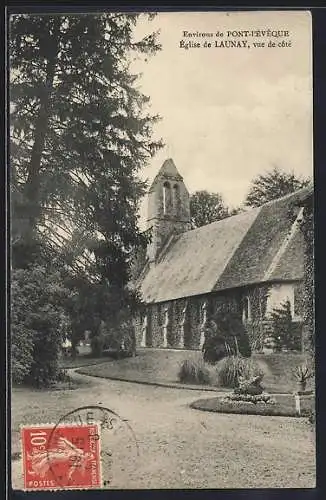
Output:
top-left (21, 424), bottom-right (102, 491)
top-left (50, 405), bottom-right (139, 489)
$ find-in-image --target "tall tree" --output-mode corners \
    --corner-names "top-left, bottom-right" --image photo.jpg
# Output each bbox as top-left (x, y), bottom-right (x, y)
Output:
top-left (190, 190), bottom-right (233, 229)
top-left (10, 14), bottom-right (163, 381)
top-left (245, 166), bottom-right (311, 208)
top-left (10, 13), bottom-right (162, 281)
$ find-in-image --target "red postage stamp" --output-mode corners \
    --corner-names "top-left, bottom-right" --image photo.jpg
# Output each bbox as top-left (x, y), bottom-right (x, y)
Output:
top-left (21, 424), bottom-right (102, 490)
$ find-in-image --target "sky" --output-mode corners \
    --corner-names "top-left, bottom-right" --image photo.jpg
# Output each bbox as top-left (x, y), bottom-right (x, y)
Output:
top-left (131, 11), bottom-right (313, 229)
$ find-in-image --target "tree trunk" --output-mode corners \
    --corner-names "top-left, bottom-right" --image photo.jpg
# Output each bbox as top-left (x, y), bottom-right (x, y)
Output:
top-left (23, 18), bottom-right (61, 237)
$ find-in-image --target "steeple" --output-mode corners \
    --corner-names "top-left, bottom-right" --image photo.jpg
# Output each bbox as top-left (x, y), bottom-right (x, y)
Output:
top-left (146, 159), bottom-right (191, 262)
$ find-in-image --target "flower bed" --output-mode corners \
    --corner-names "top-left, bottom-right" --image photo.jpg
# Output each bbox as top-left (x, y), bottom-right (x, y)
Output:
top-left (190, 394), bottom-right (314, 417)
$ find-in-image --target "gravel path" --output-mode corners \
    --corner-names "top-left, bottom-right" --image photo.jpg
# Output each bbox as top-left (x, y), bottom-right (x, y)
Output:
top-left (12, 370), bottom-right (315, 489)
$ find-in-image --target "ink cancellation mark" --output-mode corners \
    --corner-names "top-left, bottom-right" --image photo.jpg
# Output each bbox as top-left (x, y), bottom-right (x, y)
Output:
top-left (20, 405), bottom-right (139, 491)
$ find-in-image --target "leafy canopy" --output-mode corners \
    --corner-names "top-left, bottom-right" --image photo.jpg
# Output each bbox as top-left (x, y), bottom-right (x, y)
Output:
top-left (190, 190), bottom-right (235, 229)
top-left (10, 13), bottom-right (163, 381)
top-left (10, 13), bottom-right (162, 282)
top-left (245, 166), bottom-right (311, 208)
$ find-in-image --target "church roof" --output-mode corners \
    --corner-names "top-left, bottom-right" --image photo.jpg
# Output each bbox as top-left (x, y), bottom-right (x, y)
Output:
top-left (139, 185), bottom-right (313, 303)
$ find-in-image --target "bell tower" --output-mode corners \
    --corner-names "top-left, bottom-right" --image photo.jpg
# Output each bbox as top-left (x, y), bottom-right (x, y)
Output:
top-left (146, 159), bottom-right (191, 262)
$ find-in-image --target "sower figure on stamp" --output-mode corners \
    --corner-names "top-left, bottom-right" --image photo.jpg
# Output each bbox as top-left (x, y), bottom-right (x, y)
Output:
top-left (27, 437), bottom-right (95, 480)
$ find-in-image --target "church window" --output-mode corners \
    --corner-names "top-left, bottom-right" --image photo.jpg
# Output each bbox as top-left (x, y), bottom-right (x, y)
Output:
top-left (196, 300), bottom-right (202, 323)
top-left (242, 296), bottom-right (251, 323)
top-left (163, 181), bottom-right (171, 215)
top-left (157, 303), bottom-right (163, 325)
top-left (172, 184), bottom-right (180, 214)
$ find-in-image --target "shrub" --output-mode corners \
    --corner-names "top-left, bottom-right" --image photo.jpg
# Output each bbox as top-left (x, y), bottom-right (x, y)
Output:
top-left (11, 265), bottom-right (72, 387)
top-left (202, 311), bottom-right (251, 364)
top-left (118, 322), bottom-right (137, 357)
top-left (178, 359), bottom-right (211, 385)
top-left (270, 300), bottom-right (302, 351)
top-left (90, 335), bottom-right (105, 357)
top-left (308, 408), bottom-right (315, 425)
top-left (28, 306), bottom-right (65, 387)
top-left (217, 356), bottom-right (264, 389)
top-left (11, 323), bottom-right (34, 384)
top-left (292, 362), bottom-right (313, 384)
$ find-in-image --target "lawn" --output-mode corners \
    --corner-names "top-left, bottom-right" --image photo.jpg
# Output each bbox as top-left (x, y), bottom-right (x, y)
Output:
top-left (60, 352), bottom-right (113, 369)
top-left (11, 371), bottom-right (316, 489)
top-left (77, 348), bottom-right (214, 389)
top-left (76, 348), bottom-right (312, 394)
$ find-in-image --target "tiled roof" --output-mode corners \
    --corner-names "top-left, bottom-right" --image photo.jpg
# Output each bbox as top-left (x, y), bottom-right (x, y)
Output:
top-left (139, 186), bottom-right (313, 303)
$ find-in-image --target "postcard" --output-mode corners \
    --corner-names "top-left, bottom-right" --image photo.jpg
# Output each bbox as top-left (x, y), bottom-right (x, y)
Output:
top-left (10, 9), bottom-right (314, 490)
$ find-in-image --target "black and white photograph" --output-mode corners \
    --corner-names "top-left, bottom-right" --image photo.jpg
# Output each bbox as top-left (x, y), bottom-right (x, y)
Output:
top-left (9, 9), bottom-right (315, 490)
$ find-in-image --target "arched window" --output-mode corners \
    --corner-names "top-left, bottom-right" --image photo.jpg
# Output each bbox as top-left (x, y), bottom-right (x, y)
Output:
top-left (172, 184), bottom-right (180, 214)
top-left (163, 181), bottom-right (171, 215)
top-left (242, 296), bottom-right (251, 323)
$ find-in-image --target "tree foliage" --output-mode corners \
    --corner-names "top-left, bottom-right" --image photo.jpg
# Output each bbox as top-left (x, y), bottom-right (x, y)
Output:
top-left (11, 265), bottom-right (72, 386)
top-left (245, 167), bottom-right (311, 208)
top-left (269, 299), bottom-right (301, 352)
top-left (190, 190), bottom-right (234, 229)
top-left (202, 311), bottom-right (251, 364)
top-left (10, 13), bottom-right (162, 279)
top-left (10, 13), bottom-right (162, 383)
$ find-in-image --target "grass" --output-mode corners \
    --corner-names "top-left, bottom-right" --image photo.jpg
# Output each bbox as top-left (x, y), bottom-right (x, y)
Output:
top-left (11, 378), bottom-right (95, 460)
top-left (11, 373), bottom-right (316, 489)
top-left (76, 348), bottom-right (312, 394)
top-left (252, 352), bottom-right (313, 394)
top-left (77, 349), bottom-right (212, 385)
top-left (190, 393), bottom-right (315, 418)
top-left (59, 343), bottom-right (116, 369)
top-left (60, 352), bottom-right (114, 369)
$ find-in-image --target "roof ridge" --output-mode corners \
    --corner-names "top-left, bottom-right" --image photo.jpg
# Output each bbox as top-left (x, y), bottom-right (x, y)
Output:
top-left (181, 206), bottom-right (260, 236)
top-left (256, 184), bottom-right (313, 208)
top-left (181, 185), bottom-right (313, 236)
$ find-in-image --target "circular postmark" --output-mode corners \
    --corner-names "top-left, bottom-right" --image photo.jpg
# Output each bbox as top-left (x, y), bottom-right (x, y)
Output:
top-left (46, 406), bottom-right (139, 489)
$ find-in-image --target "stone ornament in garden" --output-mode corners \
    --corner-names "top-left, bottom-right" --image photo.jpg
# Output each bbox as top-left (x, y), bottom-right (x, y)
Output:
top-left (236, 374), bottom-right (264, 396)
top-left (223, 372), bottom-right (275, 406)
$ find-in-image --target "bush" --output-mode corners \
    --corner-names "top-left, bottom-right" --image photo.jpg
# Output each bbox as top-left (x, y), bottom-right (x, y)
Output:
top-left (308, 408), bottom-right (315, 424)
top-left (97, 310), bottom-right (137, 358)
top-left (217, 356), bottom-right (264, 389)
top-left (11, 265), bottom-right (72, 387)
top-left (270, 300), bottom-right (302, 351)
top-left (28, 307), bottom-right (64, 387)
top-left (90, 335), bottom-right (105, 357)
top-left (178, 359), bottom-right (211, 385)
top-left (11, 323), bottom-right (34, 384)
top-left (202, 311), bottom-right (251, 364)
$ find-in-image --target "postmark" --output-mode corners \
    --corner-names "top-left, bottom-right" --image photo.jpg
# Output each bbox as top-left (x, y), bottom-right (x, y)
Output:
top-left (21, 405), bottom-right (139, 490)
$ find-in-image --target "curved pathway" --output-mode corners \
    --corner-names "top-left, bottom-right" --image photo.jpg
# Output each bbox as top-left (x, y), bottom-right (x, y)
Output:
top-left (12, 369), bottom-right (315, 489)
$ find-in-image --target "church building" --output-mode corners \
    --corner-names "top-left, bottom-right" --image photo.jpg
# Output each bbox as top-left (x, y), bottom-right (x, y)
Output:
top-left (132, 159), bottom-right (313, 352)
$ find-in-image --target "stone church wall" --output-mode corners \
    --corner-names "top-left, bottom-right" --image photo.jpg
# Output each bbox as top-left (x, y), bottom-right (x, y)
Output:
top-left (134, 281), bottom-right (304, 351)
